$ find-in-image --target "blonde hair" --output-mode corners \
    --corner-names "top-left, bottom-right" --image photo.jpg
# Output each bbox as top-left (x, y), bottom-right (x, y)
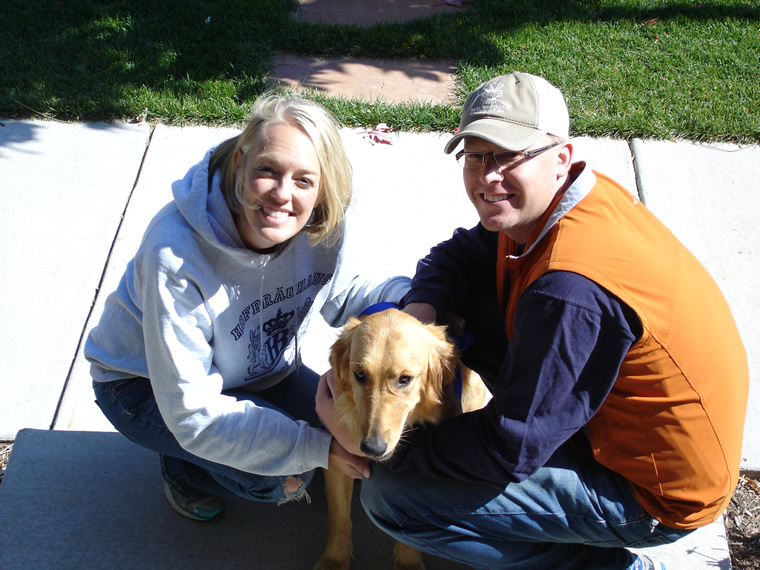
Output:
top-left (210, 95), bottom-right (352, 247)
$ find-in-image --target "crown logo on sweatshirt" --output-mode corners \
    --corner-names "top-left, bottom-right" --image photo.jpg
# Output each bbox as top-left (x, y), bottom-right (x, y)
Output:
top-left (262, 308), bottom-right (294, 336)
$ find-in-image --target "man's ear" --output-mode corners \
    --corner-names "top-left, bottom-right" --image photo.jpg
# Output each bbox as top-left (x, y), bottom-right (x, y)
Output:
top-left (556, 141), bottom-right (573, 178)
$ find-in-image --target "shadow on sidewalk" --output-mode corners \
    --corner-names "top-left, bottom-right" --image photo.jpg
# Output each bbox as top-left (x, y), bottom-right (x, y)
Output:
top-left (0, 429), bottom-right (468, 569)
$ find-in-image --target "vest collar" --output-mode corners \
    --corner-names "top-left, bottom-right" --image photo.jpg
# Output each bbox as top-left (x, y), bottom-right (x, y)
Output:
top-left (517, 161), bottom-right (596, 257)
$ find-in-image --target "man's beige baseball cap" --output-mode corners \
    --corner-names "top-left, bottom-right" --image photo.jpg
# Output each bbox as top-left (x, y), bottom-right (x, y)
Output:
top-left (444, 72), bottom-right (570, 154)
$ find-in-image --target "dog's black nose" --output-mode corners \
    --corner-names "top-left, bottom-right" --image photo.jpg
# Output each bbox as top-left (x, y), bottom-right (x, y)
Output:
top-left (360, 437), bottom-right (388, 458)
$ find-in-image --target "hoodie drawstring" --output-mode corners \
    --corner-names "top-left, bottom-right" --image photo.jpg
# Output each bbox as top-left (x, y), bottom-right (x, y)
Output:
top-left (293, 248), bottom-right (300, 379)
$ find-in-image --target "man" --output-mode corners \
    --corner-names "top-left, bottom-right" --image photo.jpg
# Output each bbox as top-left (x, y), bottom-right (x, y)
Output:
top-left (350, 72), bottom-right (748, 569)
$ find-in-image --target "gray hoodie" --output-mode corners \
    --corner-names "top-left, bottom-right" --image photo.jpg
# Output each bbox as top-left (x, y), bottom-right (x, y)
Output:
top-left (85, 148), bottom-right (409, 476)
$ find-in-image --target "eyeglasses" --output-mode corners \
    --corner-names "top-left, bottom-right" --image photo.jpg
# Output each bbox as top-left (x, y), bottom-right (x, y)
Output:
top-left (455, 141), bottom-right (562, 170)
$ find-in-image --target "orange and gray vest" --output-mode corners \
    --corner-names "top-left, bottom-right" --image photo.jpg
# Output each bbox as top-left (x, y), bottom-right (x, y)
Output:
top-left (496, 169), bottom-right (748, 529)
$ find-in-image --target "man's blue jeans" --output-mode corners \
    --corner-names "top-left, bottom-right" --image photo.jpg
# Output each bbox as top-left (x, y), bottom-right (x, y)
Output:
top-left (93, 368), bottom-right (322, 504)
top-left (360, 443), bottom-right (693, 569)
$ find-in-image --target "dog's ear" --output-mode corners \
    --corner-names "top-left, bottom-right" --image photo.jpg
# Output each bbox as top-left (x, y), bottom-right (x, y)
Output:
top-left (424, 323), bottom-right (458, 388)
top-left (329, 317), bottom-right (361, 390)
top-left (342, 316), bottom-right (362, 332)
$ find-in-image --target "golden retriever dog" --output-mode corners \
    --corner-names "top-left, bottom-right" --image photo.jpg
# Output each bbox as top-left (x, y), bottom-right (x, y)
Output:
top-left (314, 308), bottom-right (487, 570)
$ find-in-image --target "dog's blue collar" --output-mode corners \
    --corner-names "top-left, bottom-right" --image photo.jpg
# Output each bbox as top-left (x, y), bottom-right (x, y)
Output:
top-left (450, 331), bottom-right (475, 399)
top-left (358, 302), bottom-right (400, 317)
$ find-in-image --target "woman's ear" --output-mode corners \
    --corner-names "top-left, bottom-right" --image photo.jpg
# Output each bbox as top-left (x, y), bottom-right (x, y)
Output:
top-left (232, 148), bottom-right (244, 173)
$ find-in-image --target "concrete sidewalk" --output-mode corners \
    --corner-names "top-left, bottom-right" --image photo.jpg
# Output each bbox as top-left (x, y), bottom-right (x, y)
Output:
top-left (0, 428), bottom-right (730, 569)
top-left (1, 118), bottom-right (757, 568)
top-left (2, 1), bottom-right (757, 567)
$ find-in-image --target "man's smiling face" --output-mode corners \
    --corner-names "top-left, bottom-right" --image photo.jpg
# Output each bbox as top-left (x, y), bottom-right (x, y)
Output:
top-left (461, 135), bottom-right (572, 244)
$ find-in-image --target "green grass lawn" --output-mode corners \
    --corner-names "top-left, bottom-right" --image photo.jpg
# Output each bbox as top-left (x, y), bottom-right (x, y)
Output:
top-left (2, 0), bottom-right (758, 142)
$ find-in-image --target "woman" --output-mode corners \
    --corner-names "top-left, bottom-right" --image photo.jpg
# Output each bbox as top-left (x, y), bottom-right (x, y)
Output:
top-left (86, 95), bottom-right (408, 520)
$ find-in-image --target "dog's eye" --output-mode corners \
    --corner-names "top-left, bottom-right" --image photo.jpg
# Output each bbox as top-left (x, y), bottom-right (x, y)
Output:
top-left (353, 370), bottom-right (366, 384)
top-left (398, 375), bottom-right (413, 387)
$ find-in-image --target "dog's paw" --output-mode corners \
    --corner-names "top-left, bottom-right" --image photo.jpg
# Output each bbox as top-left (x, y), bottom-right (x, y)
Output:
top-left (314, 553), bottom-right (351, 570)
top-left (392, 560), bottom-right (426, 570)
top-left (392, 558), bottom-right (426, 570)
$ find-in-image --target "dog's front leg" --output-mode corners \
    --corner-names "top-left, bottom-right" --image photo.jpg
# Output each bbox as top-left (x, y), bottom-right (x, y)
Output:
top-left (315, 465), bottom-right (355, 570)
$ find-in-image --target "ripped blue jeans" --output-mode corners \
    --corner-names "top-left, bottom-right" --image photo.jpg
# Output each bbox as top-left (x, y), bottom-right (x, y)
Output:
top-left (93, 368), bottom-right (321, 504)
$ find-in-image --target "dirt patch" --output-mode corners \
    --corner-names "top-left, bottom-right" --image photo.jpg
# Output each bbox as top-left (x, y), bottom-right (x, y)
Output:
top-left (272, 54), bottom-right (457, 105)
top-left (295, 0), bottom-right (467, 26)
top-left (0, 442), bottom-right (11, 467)
top-left (726, 476), bottom-right (760, 568)
top-left (0, 441), bottom-right (12, 483)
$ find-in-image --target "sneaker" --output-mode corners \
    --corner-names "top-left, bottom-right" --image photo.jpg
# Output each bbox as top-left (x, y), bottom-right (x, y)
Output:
top-left (162, 480), bottom-right (225, 521)
top-left (634, 554), bottom-right (666, 570)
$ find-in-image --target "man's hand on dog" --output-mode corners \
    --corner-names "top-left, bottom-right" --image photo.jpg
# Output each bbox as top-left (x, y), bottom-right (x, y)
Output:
top-left (404, 302), bottom-right (465, 337)
top-left (316, 370), bottom-right (371, 479)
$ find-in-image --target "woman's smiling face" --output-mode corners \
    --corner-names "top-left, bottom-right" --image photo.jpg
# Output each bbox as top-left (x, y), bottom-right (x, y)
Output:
top-left (233, 122), bottom-right (323, 253)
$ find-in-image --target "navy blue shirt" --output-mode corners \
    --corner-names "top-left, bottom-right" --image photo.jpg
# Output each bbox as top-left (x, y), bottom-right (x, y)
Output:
top-left (392, 224), bottom-right (641, 483)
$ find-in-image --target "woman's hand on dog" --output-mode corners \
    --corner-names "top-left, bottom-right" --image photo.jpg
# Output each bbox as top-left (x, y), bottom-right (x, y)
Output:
top-left (316, 370), bottom-right (371, 479)
top-left (328, 440), bottom-right (370, 480)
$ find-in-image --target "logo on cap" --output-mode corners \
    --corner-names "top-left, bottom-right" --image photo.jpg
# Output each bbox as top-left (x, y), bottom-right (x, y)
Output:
top-left (471, 79), bottom-right (510, 115)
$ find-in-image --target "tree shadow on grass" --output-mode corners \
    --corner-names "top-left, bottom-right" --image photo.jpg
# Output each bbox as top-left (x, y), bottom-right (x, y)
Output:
top-left (1, 0), bottom-right (758, 124)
